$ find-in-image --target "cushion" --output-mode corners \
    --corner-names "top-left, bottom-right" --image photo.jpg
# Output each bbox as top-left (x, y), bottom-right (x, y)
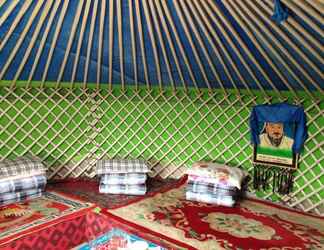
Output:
top-left (0, 156), bottom-right (46, 179)
top-left (185, 191), bottom-right (236, 207)
top-left (186, 161), bottom-right (248, 189)
top-left (0, 189), bottom-right (43, 206)
top-left (0, 171), bottom-right (47, 182)
top-left (100, 173), bottom-right (147, 185)
top-left (0, 175), bottom-right (47, 194)
top-left (96, 159), bottom-right (150, 175)
top-left (186, 180), bottom-right (239, 197)
top-left (99, 183), bottom-right (147, 195)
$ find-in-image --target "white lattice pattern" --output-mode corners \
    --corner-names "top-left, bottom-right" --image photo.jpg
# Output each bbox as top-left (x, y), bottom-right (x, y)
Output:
top-left (0, 87), bottom-right (323, 215)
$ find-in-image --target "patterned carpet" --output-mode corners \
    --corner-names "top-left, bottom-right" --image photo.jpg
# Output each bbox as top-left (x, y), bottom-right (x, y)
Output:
top-left (6, 177), bottom-right (322, 249)
top-left (107, 177), bottom-right (324, 250)
top-left (0, 191), bottom-right (97, 249)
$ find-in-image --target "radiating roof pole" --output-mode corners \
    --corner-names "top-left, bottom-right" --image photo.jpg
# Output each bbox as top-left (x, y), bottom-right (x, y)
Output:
top-left (142, 0), bottom-right (163, 93)
top-left (108, 0), bottom-right (115, 93)
top-left (135, 0), bottom-right (151, 92)
top-left (96, 0), bottom-right (106, 90)
top-left (117, 0), bottom-right (125, 93)
top-left (128, 0), bottom-right (139, 92)
top-left (83, 0), bottom-right (99, 89)
top-left (0, 1), bottom-right (33, 51)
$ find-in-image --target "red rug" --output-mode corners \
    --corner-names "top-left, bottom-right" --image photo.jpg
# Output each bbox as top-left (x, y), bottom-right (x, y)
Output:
top-left (107, 177), bottom-right (324, 250)
top-left (0, 191), bottom-right (96, 249)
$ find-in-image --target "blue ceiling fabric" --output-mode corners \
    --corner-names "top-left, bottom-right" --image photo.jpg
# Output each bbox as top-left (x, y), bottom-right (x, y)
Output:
top-left (272, 0), bottom-right (289, 24)
top-left (0, 0), bottom-right (322, 94)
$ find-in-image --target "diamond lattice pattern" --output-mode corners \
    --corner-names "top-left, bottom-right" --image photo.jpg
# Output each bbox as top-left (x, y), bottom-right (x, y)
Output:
top-left (0, 87), bottom-right (322, 215)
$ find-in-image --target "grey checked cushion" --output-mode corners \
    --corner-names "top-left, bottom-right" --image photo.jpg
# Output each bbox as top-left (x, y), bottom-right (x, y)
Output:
top-left (186, 181), bottom-right (239, 197)
top-left (0, 175), bottom-right (47, 194)
top-left (0, 189), bottom-right (43, 206)
top-left (100, 173), bottom-right (147, 185)
top-left (99, 183), bottom-right (147, 195)
top-left (0, 156), bottom-right (46, 179)
top-left (96, 159), bottom-right (150, 175)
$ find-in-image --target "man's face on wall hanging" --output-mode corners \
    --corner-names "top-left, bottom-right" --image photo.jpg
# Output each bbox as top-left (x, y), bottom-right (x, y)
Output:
top-left (265, 122), bottom-right (284, 147)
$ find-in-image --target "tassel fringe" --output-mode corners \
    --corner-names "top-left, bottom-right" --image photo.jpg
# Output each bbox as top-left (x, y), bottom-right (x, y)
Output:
top-left (253, 165), bottom-right (294, 195)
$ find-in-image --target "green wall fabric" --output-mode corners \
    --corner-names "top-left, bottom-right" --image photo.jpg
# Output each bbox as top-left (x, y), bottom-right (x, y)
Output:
top-left (0, 85), bottom-right (323, 212)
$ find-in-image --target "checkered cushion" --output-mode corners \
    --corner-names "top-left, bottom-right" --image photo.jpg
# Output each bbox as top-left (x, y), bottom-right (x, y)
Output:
top-left (0, 189), bottom-right (43, 206)
top-left (96, 159), bottom-right (150, 175)
top-left (100, 173), bottom-right (147, 185)
top-left (99, 183), bottom-right (147, 195)
top-left (0, 171), bottom-right (46, 182)
top-left (0, 156), bottom-right (46, 178)
top-left (0, 175), bottom-right (47, 194)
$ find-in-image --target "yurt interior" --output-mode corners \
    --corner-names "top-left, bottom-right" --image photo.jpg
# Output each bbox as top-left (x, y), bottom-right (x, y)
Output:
top-left (0, 0), bottom-right (323, 249)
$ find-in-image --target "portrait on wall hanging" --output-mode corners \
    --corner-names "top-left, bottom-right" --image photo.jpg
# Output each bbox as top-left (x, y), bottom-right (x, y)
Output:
top-left (253, 121), bottom-right (298, 169)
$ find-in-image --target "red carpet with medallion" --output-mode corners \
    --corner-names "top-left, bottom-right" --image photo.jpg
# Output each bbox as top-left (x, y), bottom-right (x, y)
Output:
top-left (107, 177), bottom-right (324, 250)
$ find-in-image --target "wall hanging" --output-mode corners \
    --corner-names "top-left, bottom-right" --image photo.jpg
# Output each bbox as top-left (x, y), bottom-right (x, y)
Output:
top-left (250, 103), bottom-right (308, 194)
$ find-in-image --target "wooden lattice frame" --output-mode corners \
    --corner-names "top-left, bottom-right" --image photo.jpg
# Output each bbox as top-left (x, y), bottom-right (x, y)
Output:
top-left (0, 86), bottom-right (322, 215)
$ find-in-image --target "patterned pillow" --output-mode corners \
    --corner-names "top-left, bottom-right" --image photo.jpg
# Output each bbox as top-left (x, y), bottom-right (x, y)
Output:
top-left (0, 156), bottom-right (46, 179)
top-left (96, 159), bottom-right (150, 175)
top-left (187, 162), bottom-right (248, 189)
